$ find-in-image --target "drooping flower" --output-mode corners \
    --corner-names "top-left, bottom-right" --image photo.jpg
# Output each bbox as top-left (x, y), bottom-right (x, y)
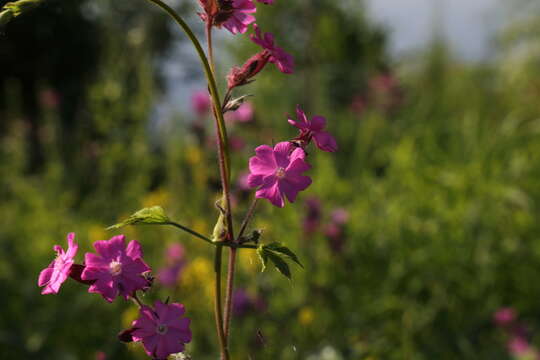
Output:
top-left (248, 142), bottom-right (311, 207)
top-left (250, 24), bottom-right (294, 74)
top-left (204, 0), bottom-right (256, 35)
top-left (191, 90), bottom-right (211, 116)
top-left (288, 105), bottom-right (338, 152)
top-left (82, 235), bottom-right (151, 302)
top-left (131, 301), bottom-right (192, 359)
top-left (38, 232), bottom-right (78, 294)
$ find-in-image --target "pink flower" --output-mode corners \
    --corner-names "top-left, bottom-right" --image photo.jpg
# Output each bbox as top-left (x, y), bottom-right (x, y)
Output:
top-left (303, 197), bottom-right (322, 235)
top-left (191, 90), bottom-right (211, 116)
top-left (250, 24), bottom-right (294, 74)
top-left (288, 106), bottom-right (338, 152)
top-left (227, 51), bottom-right (271, 89)
top-left (82, 235), bottom-right (151, 302)
top-left (220, 0), bottom-right (256, 35)
top-left (38, 233), bottom-right (78, 294)
top-left (157, 244), bottom-right (185, 288)
top-left (226, 102), bottom-right (254, 123)
top-left (494, 307), bottom-right (517, 327)
top-left (131, 301), bottom-right (192, 359)
top-left (248, 142), bottom-right (312, 207)
top-left (508, 336), bottom-right (530, 356)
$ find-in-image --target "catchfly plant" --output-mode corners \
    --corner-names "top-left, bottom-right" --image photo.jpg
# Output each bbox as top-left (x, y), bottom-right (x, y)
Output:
top-left (10, 0), bottom-right (340, 357)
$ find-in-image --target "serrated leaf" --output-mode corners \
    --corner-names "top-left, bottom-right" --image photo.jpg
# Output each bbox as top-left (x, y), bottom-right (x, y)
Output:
top-left (266, 252), bottom-right (291, 279)
top-left (256, 245), bottom-right (268, 272)
top-left (107, 206), bottom-right (170, 230)
top-left (264, 242), bottom-right (303, 268)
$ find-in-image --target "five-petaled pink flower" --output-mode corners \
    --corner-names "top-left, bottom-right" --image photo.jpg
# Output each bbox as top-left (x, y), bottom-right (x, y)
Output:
top-left (82, 235), bottom-right (151, 302)
top-left (250, 24), bottom-right (294, 74)
top-left (221, 0), bottom-right (256, 35)
top-left (288, 106), bottom-right (338, 152)
top-left (248, 142), bottom-right (311, 207)
top-left (38, 233), bottom-right (78, 294)
top-left (131, 300), bottom-right (192, 359)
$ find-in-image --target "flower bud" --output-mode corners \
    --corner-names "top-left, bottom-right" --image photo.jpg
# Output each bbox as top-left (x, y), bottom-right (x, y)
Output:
top-left (0, 9), bottom-right (14, 27)
top-left (227, 50), bottom-right (271, 90)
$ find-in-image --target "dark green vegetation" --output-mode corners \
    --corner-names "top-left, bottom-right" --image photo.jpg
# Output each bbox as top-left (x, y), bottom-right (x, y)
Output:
top-left (1, 0), bottom-right (540, 359)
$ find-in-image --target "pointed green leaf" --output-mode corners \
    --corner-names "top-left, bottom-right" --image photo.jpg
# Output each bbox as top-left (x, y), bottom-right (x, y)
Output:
top-left (266, 252), bottom-right (291, 279)
top-left (107, 206), bottom-right (170, 230)
top-left (264, 242), bottom-right (303, 268)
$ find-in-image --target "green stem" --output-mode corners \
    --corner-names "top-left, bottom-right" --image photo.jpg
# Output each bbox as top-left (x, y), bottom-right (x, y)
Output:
top-left (165, 221), bottom-right (214, 244)
top-left (213, 245), bottom-right (229, 360)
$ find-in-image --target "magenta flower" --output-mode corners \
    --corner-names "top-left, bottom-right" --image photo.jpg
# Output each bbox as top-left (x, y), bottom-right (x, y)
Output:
top-left (250, 24), bottom-right (294, 74)
top-left (494, 307), bottom-right (517, 328)
top-left (303, 197), bottom-right (322, 235)
top-left (288, 106), bottom-right (338, 152)
top-left (191, 90), bottom-right (211, 116)
top-left (131, 301), bottom-right (192, 359)
top-left (38, 233), bottom-right (78, 294)
top-left (157, 243), bottom-right (185, 288)
top-left (82, 235), bottom-right (151, 302)
top-left (248, 142), bottom-right (311, 207)
top-left (221, 0), bottom-right (256, 35)
top-left (508, 336), bottom-right (530, 356)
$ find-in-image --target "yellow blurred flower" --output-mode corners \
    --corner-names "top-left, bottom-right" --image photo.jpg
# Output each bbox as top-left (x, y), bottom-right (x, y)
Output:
top-left (298, 306), bottom-right (315, 326)
top-left (142, 188), bottom-right (170, 208)
top-left (181, 257), bottom-right (214, 300)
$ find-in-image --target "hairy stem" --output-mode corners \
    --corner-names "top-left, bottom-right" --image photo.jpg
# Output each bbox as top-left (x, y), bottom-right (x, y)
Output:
top-left (213, 245), bottom-right (229, 360)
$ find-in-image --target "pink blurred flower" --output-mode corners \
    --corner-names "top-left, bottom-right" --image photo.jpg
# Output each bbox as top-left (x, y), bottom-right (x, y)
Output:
top-left (226, 102), bottom-right (254, 123)
top-left (157, 243), bottom-right (185, 288)
top-left (220, 0), bottom-right (256, 35)
top-left (230, 135), bottom-right (247, 151)
top-left (38, 233), bottom-right (78, 295)
top-left (330, 208), bottom-right (349, 225)
top-left (508, 336), bottom-right (530, 356)
top-left (248, 142), bottom-right (311, 207)
top-left (494, 307), bottom-right (517, 328)
top-left (191, 90), bottom-right (211, 116)
top-left (250, 24), bottom-right (294, 74)
top-left (82, 235), bottom-right (151, 302)
top-left (288, 105), bottom-right (338, 152)
top-left (237, 171), bottom-right (251, 191)
top-left (95, 351), bottom-right (106, 360)
top-left (39, 89), bottom-right (60, 109)
top-left (232, 288), bottom-right (267, 316)
top-left (131, 301), bottom-right (192, 359)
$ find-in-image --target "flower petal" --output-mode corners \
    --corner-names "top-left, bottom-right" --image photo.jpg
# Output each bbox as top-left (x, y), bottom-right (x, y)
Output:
top-left (313, 131), bottom-right (338, 152)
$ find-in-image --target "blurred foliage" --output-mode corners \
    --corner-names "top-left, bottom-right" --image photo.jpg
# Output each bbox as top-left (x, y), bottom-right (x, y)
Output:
top-left (3, 0), bottom-right (540, 359)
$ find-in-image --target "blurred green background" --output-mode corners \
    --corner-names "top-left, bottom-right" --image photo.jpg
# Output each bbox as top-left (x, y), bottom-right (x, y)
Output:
top-left (2, 0), bottom-right (540, 359)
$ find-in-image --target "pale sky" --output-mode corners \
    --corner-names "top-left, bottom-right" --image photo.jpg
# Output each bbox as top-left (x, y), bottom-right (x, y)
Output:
top-left (365, 0), bottom-right (504, 60)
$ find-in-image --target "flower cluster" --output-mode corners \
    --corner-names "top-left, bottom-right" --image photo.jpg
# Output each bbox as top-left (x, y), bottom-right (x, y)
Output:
top-left (493, 307), bottom-right (540, 359)
top-left (246, 105), bottom-right (337, 207)
top-left (38, 234), bottom-right (192, 359)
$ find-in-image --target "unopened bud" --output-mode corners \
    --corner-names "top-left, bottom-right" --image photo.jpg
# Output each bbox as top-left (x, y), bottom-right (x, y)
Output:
top-left (227, 50), bottom-right (271, 90)
top-left (223, 94), bottom-right (253, 113)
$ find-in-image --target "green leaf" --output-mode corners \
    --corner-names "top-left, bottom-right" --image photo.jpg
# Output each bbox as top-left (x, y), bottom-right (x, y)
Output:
top-left (264, 242), bottom-right (304, 268)
top-left (107, 206), bottom-right (170, 230)
top-left (256, 245), bottom-right (268, 272)
top-left (266, 252), bottom-right (291, 280)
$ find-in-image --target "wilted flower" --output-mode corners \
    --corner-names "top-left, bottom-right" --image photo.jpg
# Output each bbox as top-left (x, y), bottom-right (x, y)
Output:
top-left (38, 233), bottom-right (78, 294)
top-left (82, 235), bottom-right (151, 302)
top-left (248, 142), bottom-right (311, 207)
top-left (131, 301), bottom-right (192, 359)
top-left (288, 105), bottom-right (338, 152)
top-left (250, 24), bottom-right (294, 74)
top-left (227, 50), bottom-right (271, 89)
